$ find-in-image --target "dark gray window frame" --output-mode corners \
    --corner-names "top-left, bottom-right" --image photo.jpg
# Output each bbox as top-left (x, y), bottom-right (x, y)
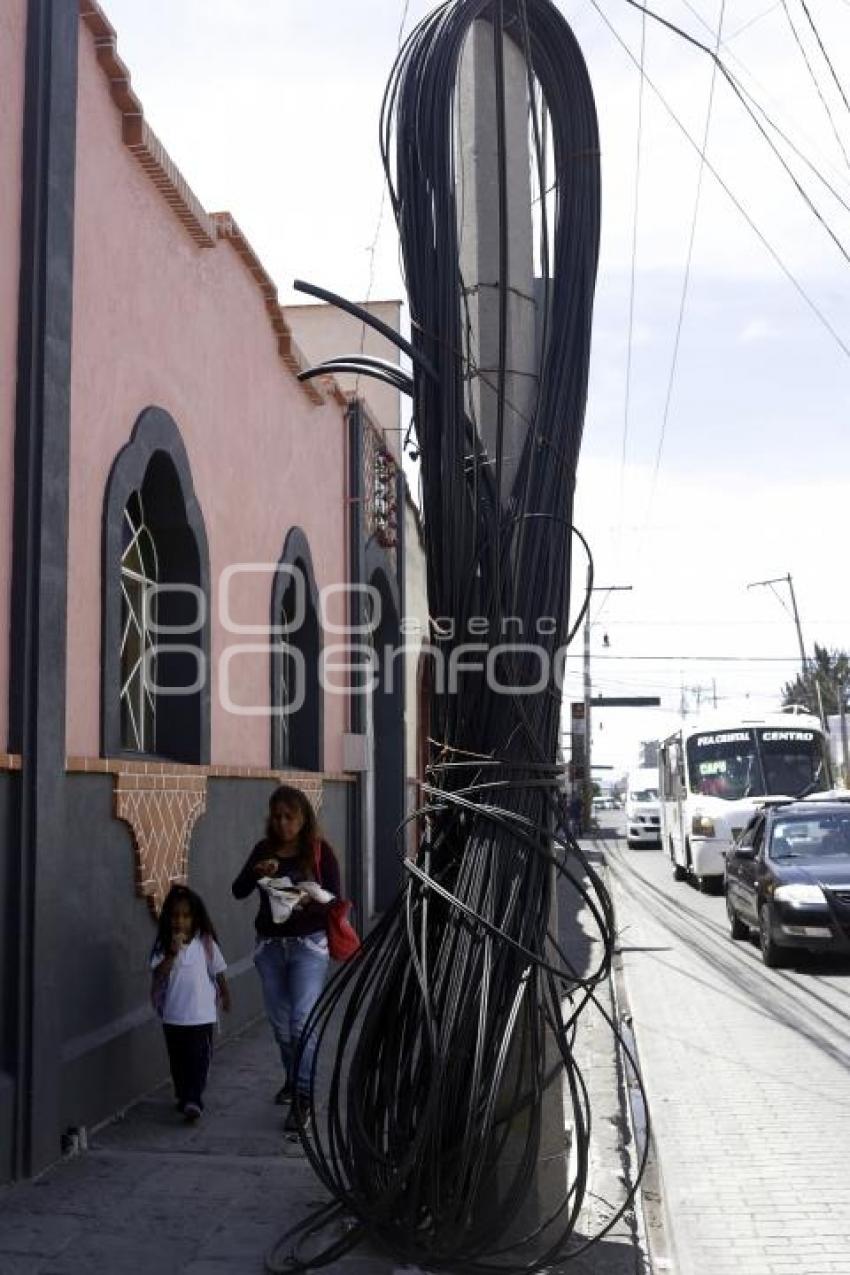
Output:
top-left (102, 407), bottom-right (211, 764)
top-left (270, 527), bottom-right (323, 772)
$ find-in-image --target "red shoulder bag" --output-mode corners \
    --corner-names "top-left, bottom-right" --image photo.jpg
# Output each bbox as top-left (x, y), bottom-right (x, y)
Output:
top-left (313, 841), bottom-right (361, 962)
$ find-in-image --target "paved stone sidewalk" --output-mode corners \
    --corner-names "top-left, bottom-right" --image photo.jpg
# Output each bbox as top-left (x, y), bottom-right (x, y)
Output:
top-left (0, 861), bottom-right (647, 1275)
top-left (0, 1020), bottom-right (394, 1275)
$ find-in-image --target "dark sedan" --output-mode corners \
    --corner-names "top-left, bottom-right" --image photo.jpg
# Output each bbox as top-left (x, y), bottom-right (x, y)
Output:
top-left (724, 799), bottom-right (850, 967)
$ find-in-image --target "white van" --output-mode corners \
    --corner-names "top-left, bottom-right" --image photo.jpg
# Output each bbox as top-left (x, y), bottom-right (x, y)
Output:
top-left (625, 767), bottom-right (661, 848)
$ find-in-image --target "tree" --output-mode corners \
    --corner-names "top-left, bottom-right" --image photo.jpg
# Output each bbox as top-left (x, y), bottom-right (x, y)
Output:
top-left (782, 644), bottom-right (850, 717)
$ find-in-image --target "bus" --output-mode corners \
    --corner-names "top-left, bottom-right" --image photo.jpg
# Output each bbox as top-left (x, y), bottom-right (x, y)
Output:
top-left (658, 709), bottom-right (832, 890)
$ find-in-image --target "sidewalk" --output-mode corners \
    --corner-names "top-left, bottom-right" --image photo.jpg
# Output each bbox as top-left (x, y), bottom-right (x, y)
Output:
top-left (0, 1019), bottom-right (393, 1275)
top-left (0, 861), bottom-right (647, 1275)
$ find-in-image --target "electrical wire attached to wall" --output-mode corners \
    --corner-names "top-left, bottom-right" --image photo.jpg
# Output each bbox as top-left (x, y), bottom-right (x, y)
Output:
top-left (273, 2), bottom-right (649, 1270)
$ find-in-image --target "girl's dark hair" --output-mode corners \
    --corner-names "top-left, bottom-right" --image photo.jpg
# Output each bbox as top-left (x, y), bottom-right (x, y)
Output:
top-left (154, 884), bottom-right (218, 955)
top-left (265, 784), bottom-right (320, 878)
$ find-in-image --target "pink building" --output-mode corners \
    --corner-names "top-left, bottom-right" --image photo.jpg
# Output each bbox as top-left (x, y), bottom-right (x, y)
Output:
top-left (0, 0), bottom-right (407, 1180)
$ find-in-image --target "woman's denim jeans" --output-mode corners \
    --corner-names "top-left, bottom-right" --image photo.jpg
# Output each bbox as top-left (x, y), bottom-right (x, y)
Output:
top-left (253, 934), bottom-right (329, 1095)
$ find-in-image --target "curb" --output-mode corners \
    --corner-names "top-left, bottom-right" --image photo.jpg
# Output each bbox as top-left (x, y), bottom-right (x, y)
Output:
top-left (595, 837), bottom-right (678, 1275)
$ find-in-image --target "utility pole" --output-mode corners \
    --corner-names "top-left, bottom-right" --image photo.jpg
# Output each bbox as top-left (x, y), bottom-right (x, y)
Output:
top-left (747, 572), bottom-right (808, 677)
top-left (584, 584), bottom-right (632, 815)
top-left (838, 679), bottom-right (849, 786)
top-left (456, 17), bottom-right (549, 1243)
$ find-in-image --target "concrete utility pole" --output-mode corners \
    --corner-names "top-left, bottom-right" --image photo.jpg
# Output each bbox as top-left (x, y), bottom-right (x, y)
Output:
top-left (456, 16), bottom-right (549, 1241)
top-left (458, 18), bottom-right (537, 504)
top-left (747, 573), bottom-right (808, 678)
top-left (838, 681), bottom-right (849, 785)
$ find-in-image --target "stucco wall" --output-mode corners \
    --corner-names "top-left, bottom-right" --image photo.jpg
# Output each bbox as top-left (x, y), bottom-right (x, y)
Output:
top-left (68, 19), bottom-right (349, 771)
top-left (0, 0), bottom-right (27, 751)
top-left (286, 300), bottom-right (403, 462)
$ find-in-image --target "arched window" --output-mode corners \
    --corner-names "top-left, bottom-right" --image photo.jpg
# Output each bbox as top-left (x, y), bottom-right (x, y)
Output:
top-left (270, 529), bottom-right (322, 772)
top-left (120, 490), bottom-right (159, 752)
top-left (103, 409), bottom-right (210, 763)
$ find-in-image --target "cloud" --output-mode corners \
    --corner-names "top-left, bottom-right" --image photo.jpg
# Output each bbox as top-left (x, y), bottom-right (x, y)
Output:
top-left (738, 318), bottom-right (781, 345)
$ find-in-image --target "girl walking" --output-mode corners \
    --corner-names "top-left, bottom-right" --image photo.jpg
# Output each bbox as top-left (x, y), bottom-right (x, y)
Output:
top-left (150, 885), bottom-right (231, 1122)
top-left (232, 784), bottom-right (340, 1134)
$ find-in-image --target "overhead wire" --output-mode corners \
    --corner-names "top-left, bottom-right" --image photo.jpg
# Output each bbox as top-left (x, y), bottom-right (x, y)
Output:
top-left (588, 0), bottom-right (850, 357)
top-left (674, 0), bottom-right (850, 198)
top-left (614, 4), bottom-right (647, 571)
top-left (796, 0), bottom-right (850, 123)
top-left (779, 0), bottom-right (850, 171)
top-left (355, 0), bottom-right (414, 400)
top-left (617, 0), bottom-right (850, 266)
top-left (641, 0), bottom-right (727, 542)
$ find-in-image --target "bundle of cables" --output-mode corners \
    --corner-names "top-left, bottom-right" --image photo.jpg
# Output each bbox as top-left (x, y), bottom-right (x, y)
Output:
top-left (272, 1), bottom-right (648, 1271)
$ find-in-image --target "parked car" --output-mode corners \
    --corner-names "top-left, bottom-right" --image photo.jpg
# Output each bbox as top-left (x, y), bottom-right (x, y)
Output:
top-left (725, 797), bottom-right (850, 966)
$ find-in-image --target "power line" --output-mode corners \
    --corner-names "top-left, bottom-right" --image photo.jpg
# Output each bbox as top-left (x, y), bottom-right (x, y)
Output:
top-left (355, 0), bottom-right (413, 390)
top-left (616, 6), bottom-right (647, 569)
top-left (589, 0), bottom-right (850, 358)
top-left (797, 0), bottom-right (850, 128)
top-left (620, 0), bottom-right (850, 266)
top-left (779, 0), bottom-right (850, 171)
top-left (589, 652), bottom-right (804, 662)
top-left (724, 1), bottom-right (782, 43)
top-left (676, 0), bottom-right (850, 196)
top-left (643, 0), bottom-right (726, 539)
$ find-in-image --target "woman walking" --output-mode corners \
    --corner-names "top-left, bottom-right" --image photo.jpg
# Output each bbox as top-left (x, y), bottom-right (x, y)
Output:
top-left (232, 784), bottom-right (340, 1133)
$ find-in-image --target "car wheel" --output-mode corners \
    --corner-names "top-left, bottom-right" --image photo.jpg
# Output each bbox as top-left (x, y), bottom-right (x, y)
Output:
top-left (727, 896), bottom-right (748, 940)
top-left (673, 861), bottom-right (687, 882)
top-left (759, 903), bottom-right (785, 968)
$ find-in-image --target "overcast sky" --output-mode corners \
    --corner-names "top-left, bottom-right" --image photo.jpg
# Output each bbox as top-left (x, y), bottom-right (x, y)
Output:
top-left (102, 0), bottom-right (850, 773)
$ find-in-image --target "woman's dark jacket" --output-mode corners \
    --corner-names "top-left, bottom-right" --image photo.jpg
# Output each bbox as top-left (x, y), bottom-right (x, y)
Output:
top-left (231, 839), bottom-right (340, 938)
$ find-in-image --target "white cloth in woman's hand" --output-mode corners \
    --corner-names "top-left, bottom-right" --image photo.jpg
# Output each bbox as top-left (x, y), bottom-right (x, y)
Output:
top-left (298, 879), bottom-right (334, 905)
top-left (258, 876), bottom-right (301, 924)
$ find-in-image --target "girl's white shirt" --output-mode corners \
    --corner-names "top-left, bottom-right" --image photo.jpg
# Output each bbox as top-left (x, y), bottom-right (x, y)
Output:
top-left (150, 935), bottom-right (226, 1026)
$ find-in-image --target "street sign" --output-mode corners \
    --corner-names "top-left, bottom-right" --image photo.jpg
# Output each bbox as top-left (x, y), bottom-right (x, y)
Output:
top-left (592, 696), bottom-right (661, 708)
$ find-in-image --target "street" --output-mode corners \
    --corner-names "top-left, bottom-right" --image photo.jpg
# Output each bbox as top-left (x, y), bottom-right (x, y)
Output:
top-left (595, 811), bottom-right (850, 1275)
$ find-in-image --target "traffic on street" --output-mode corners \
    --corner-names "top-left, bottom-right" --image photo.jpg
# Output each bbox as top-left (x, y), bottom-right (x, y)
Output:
top-left (597, 807), bottom-right (850, 1275)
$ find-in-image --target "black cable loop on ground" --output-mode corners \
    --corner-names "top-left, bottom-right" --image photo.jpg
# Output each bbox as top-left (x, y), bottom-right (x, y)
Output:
top-left (268, 2), bottom-right (649, 1272)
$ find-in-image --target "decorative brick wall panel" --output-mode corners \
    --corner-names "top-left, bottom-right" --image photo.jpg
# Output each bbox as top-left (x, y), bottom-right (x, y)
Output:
top-left (114, 771), bottom-right (208, 916)
top-left (65, 757), bottom-right (332, 917)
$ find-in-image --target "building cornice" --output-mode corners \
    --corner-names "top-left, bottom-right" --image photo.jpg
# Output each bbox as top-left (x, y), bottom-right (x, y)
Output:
top-left (78, 0), bottom-right (343, 410)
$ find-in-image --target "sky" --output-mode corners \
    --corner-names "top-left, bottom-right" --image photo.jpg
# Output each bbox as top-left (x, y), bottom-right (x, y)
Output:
top-left (100, 0), bottom-right (850, 774)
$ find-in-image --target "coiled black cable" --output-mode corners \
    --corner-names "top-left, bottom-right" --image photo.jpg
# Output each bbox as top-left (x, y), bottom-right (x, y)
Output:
top-left (270, 2), bottom-right (649, 1271)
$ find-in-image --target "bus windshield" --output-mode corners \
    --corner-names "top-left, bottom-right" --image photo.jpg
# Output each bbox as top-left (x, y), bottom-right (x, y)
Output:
top-left (757, 728), bottom-right (828, 797)
top-left (686, 727), bottom-right (829, 801)
top-left (688, 731), bottom-right (760, 800)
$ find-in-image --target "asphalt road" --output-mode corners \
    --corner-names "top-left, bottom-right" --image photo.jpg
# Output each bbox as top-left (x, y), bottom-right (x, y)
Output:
top-left (595, 810), bottom-right (850, 1275)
